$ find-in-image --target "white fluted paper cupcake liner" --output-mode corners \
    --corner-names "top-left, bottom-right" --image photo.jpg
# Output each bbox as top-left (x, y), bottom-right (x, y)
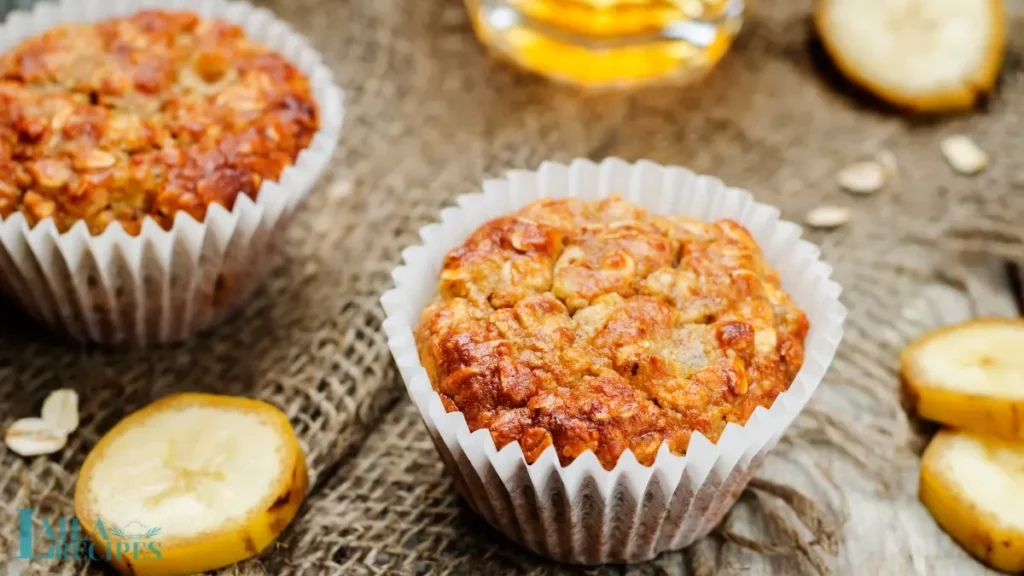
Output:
top-left (0, 0), bottom-right (343, 346)
top-left (381, 158), bottom-right (846, 564)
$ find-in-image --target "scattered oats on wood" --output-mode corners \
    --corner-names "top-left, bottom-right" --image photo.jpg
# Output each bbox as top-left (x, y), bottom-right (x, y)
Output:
top-left (5, 418), bottom-right (68, 457)
top-left (876, 149), bottom-right (898, 176)
top-left (837, 160), bottom-right (887, 194)
top-left (941, 135), bottom-right (989, 175)
top-left (41, 389), bottom-right (79, 434)
top-left (805, 206), bottom-right (851, 229)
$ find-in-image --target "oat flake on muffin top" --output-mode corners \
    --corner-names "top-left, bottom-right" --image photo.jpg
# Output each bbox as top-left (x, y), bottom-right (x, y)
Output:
top-left (0, 9), bottom-right (319, 235)
top-left (416, 195), bottom-right (809, 470)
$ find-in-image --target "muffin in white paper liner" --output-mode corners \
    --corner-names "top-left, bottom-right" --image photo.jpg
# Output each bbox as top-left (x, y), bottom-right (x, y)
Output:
top-left (0, 0), bottom-right (343, 345)
top-left (381, 158), bottom-right (845, 564)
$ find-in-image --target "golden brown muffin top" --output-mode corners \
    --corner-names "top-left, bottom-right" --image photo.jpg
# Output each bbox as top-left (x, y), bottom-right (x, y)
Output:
top-left (0, 10), bottom-right (319, 234)
top-left (416, 196), bottom-right (809, 469)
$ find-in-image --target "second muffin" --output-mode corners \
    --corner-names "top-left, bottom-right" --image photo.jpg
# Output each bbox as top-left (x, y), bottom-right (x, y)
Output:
top-left (0, 9), bottom-right (319, 235)
top-left (0, 1), bottom-right (342, 345)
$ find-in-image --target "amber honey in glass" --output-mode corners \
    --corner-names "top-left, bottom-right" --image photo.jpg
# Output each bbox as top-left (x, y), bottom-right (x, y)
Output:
top-left (466, 0), bottom-right (744, 87)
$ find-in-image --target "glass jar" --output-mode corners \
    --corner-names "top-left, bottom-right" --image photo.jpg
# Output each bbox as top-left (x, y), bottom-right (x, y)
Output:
top-left (1, 0), bottom-right (43, 19)
top-left (466, 0), bottom-right (745, 88)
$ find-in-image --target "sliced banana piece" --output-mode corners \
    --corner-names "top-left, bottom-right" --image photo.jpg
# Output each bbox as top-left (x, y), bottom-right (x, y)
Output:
top-left (920, 429), bottom-right (1024, 572)
top-left (815, 0), bottom-right (1007, 112)
top-left (74, 393), bottom-right (308, 576)
top-left (902, 318), bottom-right (1024, 438)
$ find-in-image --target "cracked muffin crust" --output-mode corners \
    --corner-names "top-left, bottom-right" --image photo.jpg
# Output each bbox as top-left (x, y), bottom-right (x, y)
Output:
top-left (0, 9), bottom-right (319, 234)
top-left (415, 195), bottom-right (809, 470)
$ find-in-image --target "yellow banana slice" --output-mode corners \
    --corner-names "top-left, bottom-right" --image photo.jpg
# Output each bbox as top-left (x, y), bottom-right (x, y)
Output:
top-left (814, 0), bottom-right (1007, 113)
top-left (920, 429), bottom-right (1024, 572)
top-left (902, 319), bottom-right (1024, 439)
top-left (74, 393), bottom-right (308, 576)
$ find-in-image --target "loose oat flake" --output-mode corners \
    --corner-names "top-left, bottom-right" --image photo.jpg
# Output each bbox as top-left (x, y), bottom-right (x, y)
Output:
top-left (941, 135), bottom-right (989, 175)
top-left (837, 160), bottom-right (887, 194)
top-left (41, 388), bottom-right (79, 434)
top-left (5, 418), bottom-right (68, 457)
top-left (876, 149), bottom-right (898, 176)
top-left (805, 206), bottom-right (851, 229)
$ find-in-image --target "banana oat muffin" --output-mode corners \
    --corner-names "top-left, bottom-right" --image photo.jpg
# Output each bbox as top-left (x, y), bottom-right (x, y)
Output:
top-left (416, 195), bottom-right (809, 469)
top-left (0, 10), bottom-right (318, 234)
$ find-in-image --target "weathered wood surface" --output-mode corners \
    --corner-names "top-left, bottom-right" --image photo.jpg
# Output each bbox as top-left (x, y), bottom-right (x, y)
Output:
top-left (1, 1), bottom-right (1022, 575)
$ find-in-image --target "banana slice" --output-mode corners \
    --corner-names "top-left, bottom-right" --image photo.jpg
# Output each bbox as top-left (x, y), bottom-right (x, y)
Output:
top-left (920, 429), bottom-right (1024, 572)
top-left (902, 319), bottom-right (1024, 439)
top-left (814, 0), bottom-right (1007, 113)
top-left (74, 393), bottom-right (308, 576)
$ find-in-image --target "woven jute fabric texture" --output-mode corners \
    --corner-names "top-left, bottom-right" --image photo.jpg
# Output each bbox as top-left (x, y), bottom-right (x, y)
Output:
top-left (1, 0), bottom-right (1022, 574)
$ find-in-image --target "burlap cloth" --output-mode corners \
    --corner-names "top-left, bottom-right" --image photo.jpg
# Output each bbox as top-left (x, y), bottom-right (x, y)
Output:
top-left (1, 0), bottom-right (1023, 574)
